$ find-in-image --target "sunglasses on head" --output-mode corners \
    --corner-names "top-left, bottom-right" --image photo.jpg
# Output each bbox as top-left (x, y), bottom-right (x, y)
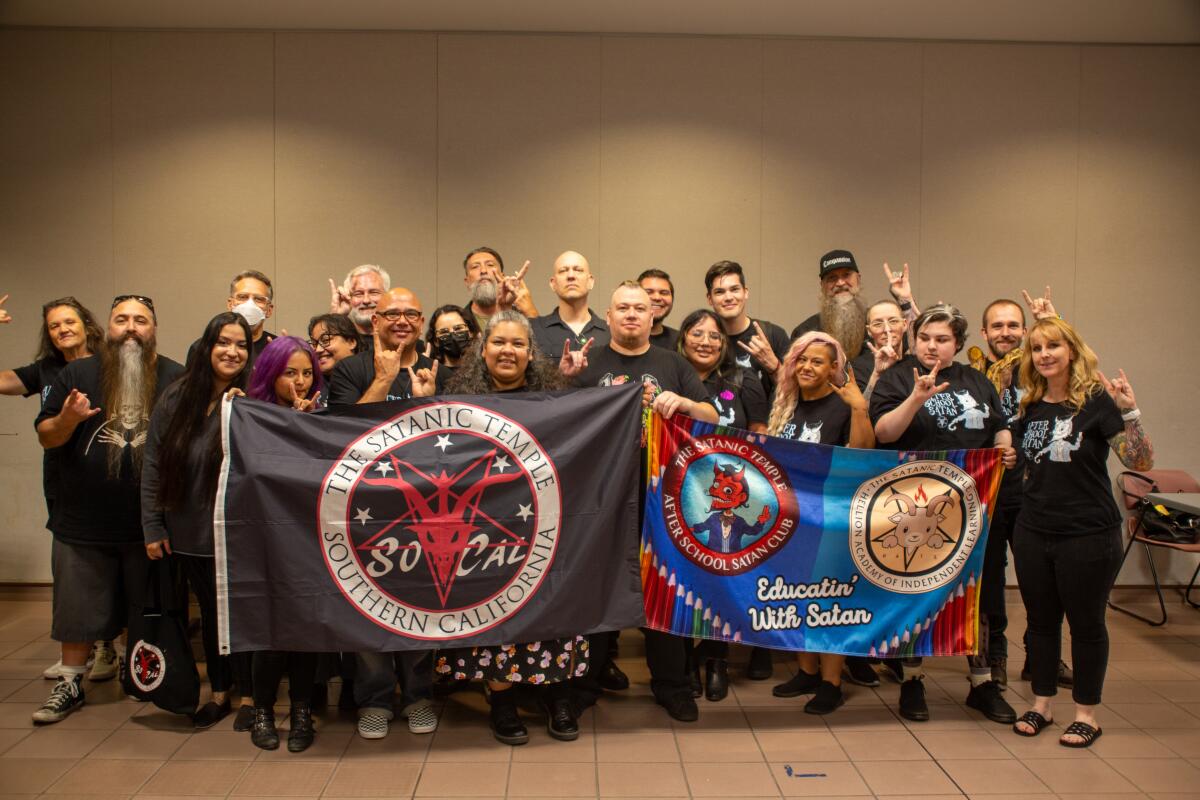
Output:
top-left (111, 294), bottom-right (156, 313)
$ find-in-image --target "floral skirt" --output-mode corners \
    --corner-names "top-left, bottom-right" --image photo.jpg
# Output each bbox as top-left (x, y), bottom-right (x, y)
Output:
top-left (435, 636), bottom-right (589, 685)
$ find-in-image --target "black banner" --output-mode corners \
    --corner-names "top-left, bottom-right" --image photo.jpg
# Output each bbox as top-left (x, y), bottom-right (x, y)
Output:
top-left (215, 384), bottom-right (645, 653)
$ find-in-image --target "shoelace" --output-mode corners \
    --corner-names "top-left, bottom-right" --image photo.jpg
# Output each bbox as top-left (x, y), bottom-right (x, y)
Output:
top-left (44, 680), bottom-right (79, 710)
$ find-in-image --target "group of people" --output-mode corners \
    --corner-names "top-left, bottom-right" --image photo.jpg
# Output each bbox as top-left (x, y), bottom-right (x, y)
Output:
top-left (0, 245), bottom-right (1154, 753)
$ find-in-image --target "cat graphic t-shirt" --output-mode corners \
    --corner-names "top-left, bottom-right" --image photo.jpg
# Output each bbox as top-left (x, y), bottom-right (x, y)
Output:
top-left (1014, 388), bottom-right (1125, 537)
top-left (869, 356), bottom-right (1004, 452)
top-left (777, 392), bottom-right (853, 447)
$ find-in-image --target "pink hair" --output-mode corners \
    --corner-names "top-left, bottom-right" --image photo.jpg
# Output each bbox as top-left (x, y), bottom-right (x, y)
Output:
top-left (766, 332), bottom-right (848, 436)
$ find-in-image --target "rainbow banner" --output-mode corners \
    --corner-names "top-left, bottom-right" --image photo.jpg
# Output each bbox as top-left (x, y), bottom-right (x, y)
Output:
top-left (641, 414), bottom-right (1004, 657)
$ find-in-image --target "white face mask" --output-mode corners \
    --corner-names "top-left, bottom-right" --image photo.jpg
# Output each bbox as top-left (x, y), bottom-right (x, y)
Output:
top-left (232, 300), bottom-right (266, 328)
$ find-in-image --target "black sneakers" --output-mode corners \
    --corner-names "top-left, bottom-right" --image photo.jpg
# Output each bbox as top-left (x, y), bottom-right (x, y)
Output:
top-left (965, 680), bottom-right (1017, 724)
top-left (898, 678), bottom-right (929, 721)
top-left (772, 670), bottom-right (821, 698)
top-left (657, 692), bottom-right (699, 722)
top-left (32, 674), bottom-right (84, 724)
top-left (843, 657), bottom-right (881, 687)
top-left (804, 681), bottom-right (845, 715)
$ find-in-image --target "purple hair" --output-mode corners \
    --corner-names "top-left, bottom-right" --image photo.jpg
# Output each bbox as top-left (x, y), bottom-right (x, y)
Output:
top-left (247, 335), bottom-right (324, 404)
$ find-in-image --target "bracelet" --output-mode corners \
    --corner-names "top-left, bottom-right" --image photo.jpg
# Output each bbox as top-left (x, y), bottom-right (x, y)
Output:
top-left (1121, 407), bottom-right (1141, 422)
top-left (899, 301), bottom-right (913, 311)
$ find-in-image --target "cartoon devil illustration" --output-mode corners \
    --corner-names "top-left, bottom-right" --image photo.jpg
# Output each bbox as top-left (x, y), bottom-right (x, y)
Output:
top-left (688, 463), bottom-right (771, 554)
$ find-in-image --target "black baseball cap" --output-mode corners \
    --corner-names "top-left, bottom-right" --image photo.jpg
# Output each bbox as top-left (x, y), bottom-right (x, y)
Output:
top-left (819, 250), bottom-right (858, 279)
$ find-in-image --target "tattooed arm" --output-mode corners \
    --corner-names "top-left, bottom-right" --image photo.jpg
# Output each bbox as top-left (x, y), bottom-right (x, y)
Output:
top-left (1099, 368), bottom-right (1154, 471)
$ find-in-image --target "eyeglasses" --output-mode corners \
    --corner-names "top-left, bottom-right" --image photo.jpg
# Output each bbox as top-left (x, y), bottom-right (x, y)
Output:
top-left (112, 294), bottom-right (155, 312)
top-left (436, 325), bottom-right (471, 337)
top-left (307, 334), bottom-right (343, 349)
top-left (232, 292), bottom-right (271, 307)
top-left (686, 329), bottom-right (724, 343)
top-left (377, 309), bottom-right (423, 323)
top-left (867, 318), bottom-right (904, 330)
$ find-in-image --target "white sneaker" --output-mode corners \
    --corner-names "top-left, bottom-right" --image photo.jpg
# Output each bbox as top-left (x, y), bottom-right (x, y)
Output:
top-left (357, 709), bottom-right (392, 740)
top-left (32, 674), bottom-right (85, 723)
top-left (402, 699), bottom-right (438, 735)
top-left (88, 641), bottom-right (119, 682)
top-left (43, 650), bottom-right (96, 680)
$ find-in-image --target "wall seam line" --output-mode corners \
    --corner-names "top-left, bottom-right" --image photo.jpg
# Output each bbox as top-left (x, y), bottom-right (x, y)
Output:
top-left (1071, 45), bottom-right (1082, 319)
top-left (109, 31), bottom-right (116, 295)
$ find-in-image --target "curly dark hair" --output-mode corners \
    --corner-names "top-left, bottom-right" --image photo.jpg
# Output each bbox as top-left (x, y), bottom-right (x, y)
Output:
top-left (444, 310), bottom-right (567, 394)
top-left (36, 296), bottom-right (104, 362)
top-left (425, 304), bottom-right (481, 362)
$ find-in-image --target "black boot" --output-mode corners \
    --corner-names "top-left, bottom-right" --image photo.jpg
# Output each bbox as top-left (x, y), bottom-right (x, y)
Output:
top-left (288, 704), bottom-right (315, 752)
top-left (598, 661), bottom-right (629, 691)
top-left (746, 647), bottom-right (773, 680)
top-left (704, 659), bottom-right (729, 702)
top-left (489, 690), bottom-right (529, 746)
top-left (545, 686), bottom-right (579, 742)
top-left (250, 707), bottom-right (279, 750)
top-left (690, 662), bottom-right (703, 698)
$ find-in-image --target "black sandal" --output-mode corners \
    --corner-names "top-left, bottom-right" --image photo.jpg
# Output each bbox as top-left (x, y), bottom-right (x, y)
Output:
top-left (1012, 710), bottom-right (1053, 737)
top-left (1059, 720), bottom-right (1102, 748)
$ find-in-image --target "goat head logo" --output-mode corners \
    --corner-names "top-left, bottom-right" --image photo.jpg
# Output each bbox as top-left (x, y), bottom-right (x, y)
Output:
top-left (878, 489), bottom-right (958, 570)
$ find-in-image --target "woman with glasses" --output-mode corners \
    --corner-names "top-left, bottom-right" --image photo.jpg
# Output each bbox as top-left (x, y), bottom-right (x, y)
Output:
top-left (852, 300), bottom-right (909, 400)
top-left (425, 304), bottom-right (480, 374)
top-left (416, 311), bottom-right (590, 747)
top-left (673, 309), bottom-right (769, 702)
top-left (307, 313), bottom-right (361, 379)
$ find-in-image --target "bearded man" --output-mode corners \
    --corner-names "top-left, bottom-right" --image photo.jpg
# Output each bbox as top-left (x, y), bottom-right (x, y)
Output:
top-left (791, 250), bottom-right (875, 360)
top-left (462, 246), bottom-right (538, 329)
top-left (33, 295), bottom-right (183, 724)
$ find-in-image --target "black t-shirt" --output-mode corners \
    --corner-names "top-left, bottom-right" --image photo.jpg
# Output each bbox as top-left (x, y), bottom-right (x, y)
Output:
top-left (869, 356), bottom-right (1003, 451)
top-left (649, 326), bottom-right (680, 352)
top-left (705, 368), bottom-right (768, 431)
top-left (984, 359), bottom-right (1027, 507)
top-left (577, 345), bottom-right (711, 406)
top-left (790, 312), bottom-right (821, 341)
top-left (327, 350), bottom-right (446, 405)
top-left (36, 354), bottom-right (184, 544)
top-left (531, 308), bottom-right (610, 360)
top-left (1015, 389), bottom-right (1125, 537)
top-left (14, 355), bottom-right (72, 504)
top-left (728, 318), bottom-right (790, 398)
top-left (850, 349), bottom-right (874, 391)
top-left (776, 392), bottom-right (853, 447)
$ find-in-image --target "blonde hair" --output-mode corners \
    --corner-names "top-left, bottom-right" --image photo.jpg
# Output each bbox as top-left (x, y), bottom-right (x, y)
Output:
top-left (766, 332), bottom-right (846, 436)
top-left (1018, 317), bottom-right (1101, 415)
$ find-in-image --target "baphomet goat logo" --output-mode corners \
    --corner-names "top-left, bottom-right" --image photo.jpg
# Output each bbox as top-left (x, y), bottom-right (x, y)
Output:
top-left (848, 460), bottom-right (983, 594)
top-left (129, 640), bottom-right (165, 692)
top-left (318, 402), bottom-right (562, 640)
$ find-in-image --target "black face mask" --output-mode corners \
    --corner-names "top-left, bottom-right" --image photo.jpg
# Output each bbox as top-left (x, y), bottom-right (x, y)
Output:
top-left (437, 330), bottom-right (473, 359)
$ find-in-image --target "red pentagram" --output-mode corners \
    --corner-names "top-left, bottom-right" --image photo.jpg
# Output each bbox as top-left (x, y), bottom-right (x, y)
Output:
top-left (354, 443), bottom-right (530, 608)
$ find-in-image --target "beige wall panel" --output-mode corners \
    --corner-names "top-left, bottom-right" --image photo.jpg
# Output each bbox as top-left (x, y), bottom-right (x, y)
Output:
top-left (111, 32), bottom-right (275, 362)
top-left (761, 40), bottom-right (923, 332)
top-left (276, 32), bottom-right (438, 331)
top-left (0, 31), bottom-right (114, 581)
top-left (1075, 47), bottom-right (1199, 581)
top-left (599, 37), bottom-right (762, 319)
top-left (436, 34), bottom-right (601, 314)
top-left (920, 44), bottom-right (1081, 330)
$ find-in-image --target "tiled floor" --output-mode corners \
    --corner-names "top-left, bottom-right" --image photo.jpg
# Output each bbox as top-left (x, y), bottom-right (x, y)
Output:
top-left (2, 591), bottom-right (1200, 799)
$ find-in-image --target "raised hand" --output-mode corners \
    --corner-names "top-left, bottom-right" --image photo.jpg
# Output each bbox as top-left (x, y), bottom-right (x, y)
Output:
top-left (0, 294), bottom-right (10, 324)
top-left (61, 388), bottom-right (102, 425)
top-left (756, 506), bottom-right (771, 525)
top-left (882, 262), bottom-right (913, 304)
top-left (372, 329), bottom-right (403, 383)
top-left (407, 361), bottom-right (439, 398)
top-left (285, 382), bottom-right (319, 412)
top-left (558, 336), bottom-right (593, 378)
top-left (1098, 369), bottom-right (1137, 411)
top-left (830, 365), bottom-right (868, 412)
top-left (909, 363), bottom-right (950, 404)
top-left (329, 279), bottom-right (351, 315)
top-left (867, 329), bottom-right (900, 375)
top-left (735, 321), bottom-right (780, 372)
top-left (497, 261), bottom-right (532, 310)
top-left (1021, 285), bottom-right (1058, 321)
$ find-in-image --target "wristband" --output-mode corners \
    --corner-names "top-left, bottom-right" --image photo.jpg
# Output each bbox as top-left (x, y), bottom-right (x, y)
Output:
top-left (899, 301), bottom-right (913, 311)
top-left (1121, 407), bottom-right (1141, 422)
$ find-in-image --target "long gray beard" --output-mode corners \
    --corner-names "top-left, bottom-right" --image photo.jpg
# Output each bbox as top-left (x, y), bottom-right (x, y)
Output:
top-left (820, 292), bottom-right (867, 359)
top-left (469, 278), bottom-right (498, 308)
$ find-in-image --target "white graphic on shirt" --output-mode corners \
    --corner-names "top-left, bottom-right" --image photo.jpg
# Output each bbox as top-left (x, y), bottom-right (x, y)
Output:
top-left (1029, 416), bottom-right (1083, 463)
top-left (924, 388), bottom-right (990, 431)
top-left (85, 401), bottom-right (148, 455)
top-left (712, 394), bottom-right (736, 426)
top-left (798, 421), bottom-right (823, 443)
top-left (735, 353), bottom-right (752, 369)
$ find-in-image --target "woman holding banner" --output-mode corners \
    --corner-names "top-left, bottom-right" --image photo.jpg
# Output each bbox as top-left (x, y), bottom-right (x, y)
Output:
top-left (418, 310), bottom-right (590, 746)
top-left (243, 337), bottom-right (324, 751)
top-left (142, 312), bottom-right (253, 730)
top-left (1010, 318), bottom-right (1152, 748)
top-left (765, 331), bottom-right (874, 714)
top-left (675, 309), bottom-right (769, 701)
top-left (869, 304), bottom-right (1017, 724)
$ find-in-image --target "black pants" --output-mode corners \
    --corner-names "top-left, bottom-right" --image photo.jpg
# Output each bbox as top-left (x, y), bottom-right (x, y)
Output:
top-left (642, 628), bottom-right (690, 700)
top-left (1012, 523), bottom-right (1122, 705)
top-left (252, 651), bottom-right (318, 708)
top-left (178, 555), bottom-right (233, 693)
top-left (982, 503), bottom-right (1019, 662)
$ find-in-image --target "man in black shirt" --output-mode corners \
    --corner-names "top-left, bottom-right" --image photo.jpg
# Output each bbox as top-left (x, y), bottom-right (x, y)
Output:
top-left (575, 282), bottom-right (717, 723)
top-left (328, 288), bottom-right (447, 405)
top-left (704, 261), bottom-right (790, 398)
top-left (531, 250), bottom-right (609, 357)
top-left (33, 295), bottom-right (183, 724)
top-left (638, 268), bottom-right (679, 351)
